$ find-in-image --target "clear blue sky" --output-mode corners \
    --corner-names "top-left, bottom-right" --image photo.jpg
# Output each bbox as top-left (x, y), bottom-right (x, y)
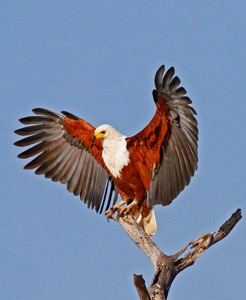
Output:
top-left (1, 1), bottom-right (245, 299)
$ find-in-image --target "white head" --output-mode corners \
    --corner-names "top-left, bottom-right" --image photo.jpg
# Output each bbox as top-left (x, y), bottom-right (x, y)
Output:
top-left (93, 124), bottom-right (123, 141)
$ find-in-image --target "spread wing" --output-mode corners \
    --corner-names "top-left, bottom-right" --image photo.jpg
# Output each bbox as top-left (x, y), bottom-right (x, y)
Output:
top-left (14, 108), bottom-right (118, 213)
top-left (127, 65), bottom-right (198, 206)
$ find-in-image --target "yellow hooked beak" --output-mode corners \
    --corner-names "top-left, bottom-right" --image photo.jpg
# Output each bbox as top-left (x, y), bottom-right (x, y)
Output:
top-left (92, 130), bottom-right (106, 141)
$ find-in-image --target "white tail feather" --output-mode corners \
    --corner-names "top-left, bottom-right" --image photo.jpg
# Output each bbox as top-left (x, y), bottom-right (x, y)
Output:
top-left (134, 209), bottom-right (157, 236)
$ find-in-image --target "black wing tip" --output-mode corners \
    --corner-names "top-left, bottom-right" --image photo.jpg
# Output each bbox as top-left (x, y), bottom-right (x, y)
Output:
top-left (32, 108), bottom-right (46, 114)
top-left (157, 65), bottom-right (165, 73)
top-left (17, 152), bottom-right (26, 159)
top-left (14, 128), bottom-right (21, 135)
top-left (166, 66), bottom-right (175, 74)
top-left (155, 65), bottom-right (165, 88)
top-left (18, 116), bottom-right (32, 125)
top-left (155, 65), bottom-right (177, 92)
top-left (61, 111), bottom-right (80, 120)
top-left (14, 139), bottom-right (25, 147)
top-left (154, 64), bottom-right (196, 109)
top-left (152, 89), bottom-right (158, 103)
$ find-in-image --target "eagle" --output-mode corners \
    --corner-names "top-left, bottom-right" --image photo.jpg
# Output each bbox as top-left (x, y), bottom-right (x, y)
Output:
top-left (14, 65), bottom-right (198, 236)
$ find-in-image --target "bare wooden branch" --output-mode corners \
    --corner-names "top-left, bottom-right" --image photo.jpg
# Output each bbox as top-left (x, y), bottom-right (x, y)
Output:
top-left (133, 274), bottom-right (151, 300)
top-left (111, 209), bottom-right (242, 299)
top-left (175, 208), bottom-right (242, 272)
top-left (175, 233), bottom-right (214, 271)
top-left (212, 208), bottom-right (242, 244)
top-left (112, 214), bottom-right (169, 268)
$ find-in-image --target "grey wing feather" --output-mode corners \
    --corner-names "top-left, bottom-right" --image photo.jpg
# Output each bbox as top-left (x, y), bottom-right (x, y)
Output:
top-left (14, 108), bottom-right (117, 213)
top-left (149, 66), bottom-right (198, 206)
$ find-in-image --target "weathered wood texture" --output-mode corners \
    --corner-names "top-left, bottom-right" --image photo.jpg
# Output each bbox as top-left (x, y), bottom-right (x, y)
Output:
top-left (113, 209), bottom-right (242, 299)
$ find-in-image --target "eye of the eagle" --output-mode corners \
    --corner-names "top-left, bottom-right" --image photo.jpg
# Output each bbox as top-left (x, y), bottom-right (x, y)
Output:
top-left (100, 130), bottom-right (106, 134)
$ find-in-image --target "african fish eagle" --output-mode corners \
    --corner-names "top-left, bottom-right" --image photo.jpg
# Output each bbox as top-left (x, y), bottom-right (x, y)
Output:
top-left (14, 65), bottom-right (198, 236)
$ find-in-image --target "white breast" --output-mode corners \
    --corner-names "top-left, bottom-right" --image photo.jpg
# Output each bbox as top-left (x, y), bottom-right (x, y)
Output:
top-left (102, 136), bottom-right (130, 178)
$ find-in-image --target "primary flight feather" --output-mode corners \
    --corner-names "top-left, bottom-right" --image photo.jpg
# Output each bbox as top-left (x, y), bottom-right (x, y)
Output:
top-left (15, 65), bottom-right (198, 236)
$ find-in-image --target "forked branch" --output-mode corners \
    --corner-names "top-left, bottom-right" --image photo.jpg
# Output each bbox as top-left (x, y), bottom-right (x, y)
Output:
top-left (112, 209), bottom-right (242, 299)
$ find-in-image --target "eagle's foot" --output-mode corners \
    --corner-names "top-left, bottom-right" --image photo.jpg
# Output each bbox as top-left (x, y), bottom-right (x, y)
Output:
top-left (105, 199), bottom-right (128, 219)
top-left (118, 200), bottom-right (138, 218)
top-left (105, 205), bottom-right (120, 219)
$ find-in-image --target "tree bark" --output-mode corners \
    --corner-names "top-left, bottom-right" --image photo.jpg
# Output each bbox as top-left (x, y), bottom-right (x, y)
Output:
top-left (112, 209), bottom-right (242, 299)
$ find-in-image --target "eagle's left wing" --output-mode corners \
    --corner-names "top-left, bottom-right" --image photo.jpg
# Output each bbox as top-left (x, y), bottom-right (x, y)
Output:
top-left (14, 108), bottom-right (118, 213)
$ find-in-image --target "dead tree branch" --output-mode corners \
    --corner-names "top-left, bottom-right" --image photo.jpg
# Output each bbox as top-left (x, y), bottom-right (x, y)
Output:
top-left (112, 209), bottom-right (242, 299)
top-left (133, 274), bottom-right (151, 300)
